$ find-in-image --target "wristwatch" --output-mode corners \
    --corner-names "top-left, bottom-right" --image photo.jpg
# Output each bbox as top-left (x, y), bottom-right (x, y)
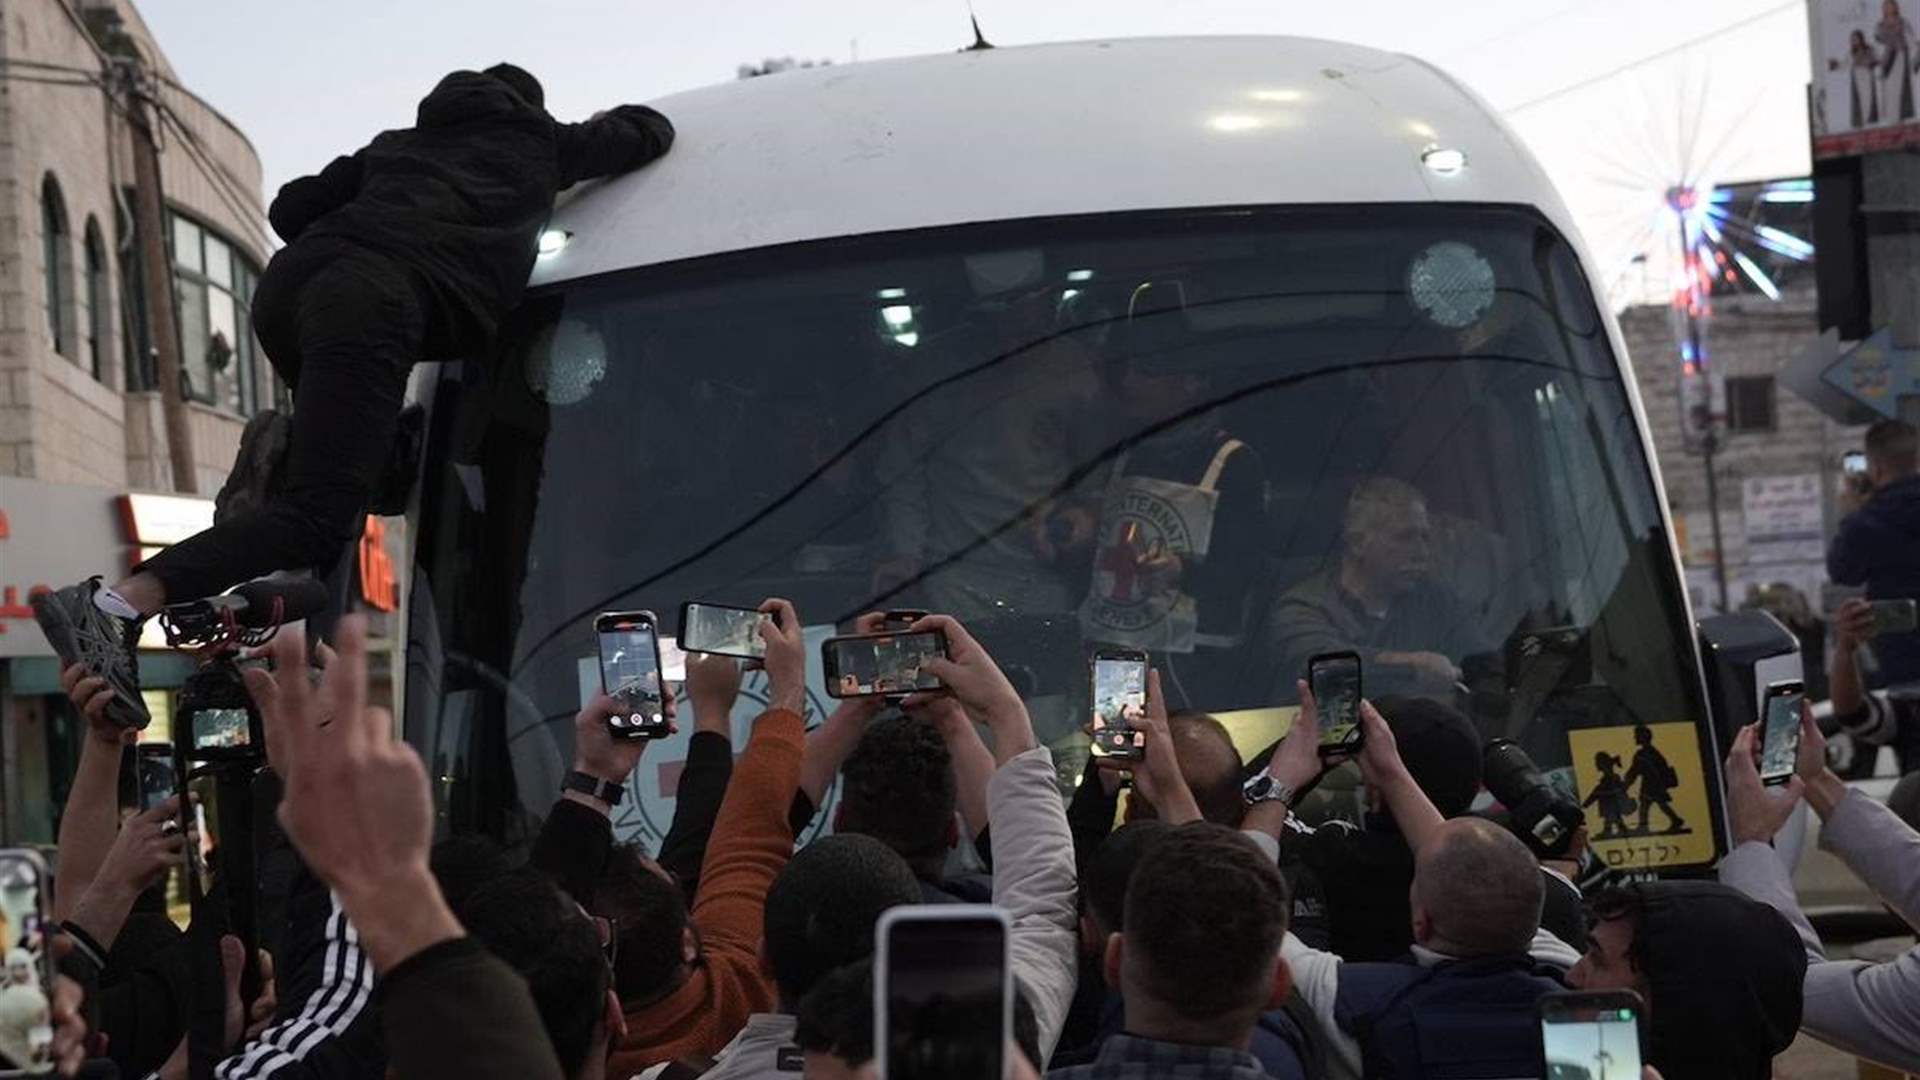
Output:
top-left (563, 771), bottom-right (626, 806)
top-left (1243, 771), bottom-right (1299, 810)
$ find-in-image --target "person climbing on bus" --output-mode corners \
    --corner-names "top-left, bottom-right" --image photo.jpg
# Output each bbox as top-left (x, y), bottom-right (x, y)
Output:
top-left (1266, 477), bottom-right (1484, 701)
top-left (32, 64), bottom-right (676, 728)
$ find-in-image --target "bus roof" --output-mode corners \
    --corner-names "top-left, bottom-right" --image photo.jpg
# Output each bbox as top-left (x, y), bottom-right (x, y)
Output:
top-left (534, 35), bottom-right (1581, 285)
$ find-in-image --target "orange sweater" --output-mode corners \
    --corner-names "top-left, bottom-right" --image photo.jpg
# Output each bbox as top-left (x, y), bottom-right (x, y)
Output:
top-left (610, 707), bottom-right (805, 1074)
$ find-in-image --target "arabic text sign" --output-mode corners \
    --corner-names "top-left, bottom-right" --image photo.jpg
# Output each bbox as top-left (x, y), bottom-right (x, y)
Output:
top-left (1740, 474), bottom-right (1825, 565)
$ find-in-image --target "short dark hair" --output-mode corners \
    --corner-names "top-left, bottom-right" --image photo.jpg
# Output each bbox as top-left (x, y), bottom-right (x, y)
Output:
top-left (593, 843), bottom-right (690, 1003)
top-left (431, 835), bottom-right (515, 917)
top-left (1412, 818), bottom-right (1542, 956)
top-left (838, 716), bottom-right (956, 878)
top-left (1083, 821), bottom-right (1172, 937)
top-left (796, 959), bottom-right (1042, 1072)
top-left (795, 962), bottom-right (874, 1066)
top-left (483, 63), bottom-right (545, 109)
top-left (1866, 418), bottom-right (1918, 474)
top-left (1169, 712), bottom-right (1247, 827)
top-left (1375, 697), bottom-right (1482, 819)
top-left (460, 870), bottom-right (607, 1079)
top-left (765, 834), bottom-right (921, 1004)
top-left (1122, 823), bottom-right (1289, 1024)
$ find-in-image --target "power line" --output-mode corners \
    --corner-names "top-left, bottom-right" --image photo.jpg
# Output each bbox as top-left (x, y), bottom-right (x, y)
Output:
top-left (154, 103), bottom-right (271, 250)
top-left (1503, 0), bottom-right (1800, 114)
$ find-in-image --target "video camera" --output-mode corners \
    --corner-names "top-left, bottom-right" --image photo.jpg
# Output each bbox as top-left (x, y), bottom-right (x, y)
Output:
top-left (159, 575), bottom-right (329, 1011)
top-left (1483, 738), bottom-right (1585, 861)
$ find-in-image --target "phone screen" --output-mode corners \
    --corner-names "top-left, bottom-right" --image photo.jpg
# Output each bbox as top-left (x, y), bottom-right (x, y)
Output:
top-left (1760, 683), bottom-right (1804, 785)
top-left (192, 708), bottom-right (253, 751)
top-left (598, 614), bottom-right (668, 738)
top-left (1844, 450), bottom-right (1868, 476)
top-left (824, 632), bottom-right (945, 698)
top-left (187, 773), bottom-right (221, 897)
top-left (883, 912), bottom-right (1008, 1080)
top-left (137, 745), bottom-right (177, 813)
top-left (0, 850), bottom-right (54, 1076)
top-left (1089, 653), bottom-right (1148, 759)
top-left (681, 603), bottom-right (767, 659)
top-left (1310, 652), bottom-right (1362, 754)
top-left (1872, 599), bottom-right (1919, 636)
top-left (1541, 997), bottom-right (1642, 1079)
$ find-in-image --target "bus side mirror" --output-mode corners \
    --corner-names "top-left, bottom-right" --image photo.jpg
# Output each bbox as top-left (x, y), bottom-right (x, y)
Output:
top-left (1697, 611), bottom-right (1804, 759)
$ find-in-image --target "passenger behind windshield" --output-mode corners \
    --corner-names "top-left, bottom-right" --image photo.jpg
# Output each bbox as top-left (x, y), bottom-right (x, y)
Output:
top-left (1267, 477), bottom-right (1489, 702)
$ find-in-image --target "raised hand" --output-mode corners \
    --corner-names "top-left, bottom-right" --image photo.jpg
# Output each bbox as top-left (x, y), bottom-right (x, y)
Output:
top-left (758, 598), bottom-right (807, 716)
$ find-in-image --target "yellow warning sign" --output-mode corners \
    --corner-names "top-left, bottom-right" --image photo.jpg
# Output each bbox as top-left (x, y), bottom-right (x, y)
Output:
top-left (1567, 721), bottom-right (1716, 871)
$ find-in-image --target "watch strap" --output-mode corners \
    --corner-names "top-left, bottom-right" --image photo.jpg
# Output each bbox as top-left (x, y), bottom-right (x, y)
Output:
top-left (563, 770), bottom-right (625, 806)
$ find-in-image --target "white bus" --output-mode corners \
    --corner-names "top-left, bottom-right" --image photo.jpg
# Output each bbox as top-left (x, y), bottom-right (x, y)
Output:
top-left (400, 36), bottom-right (1770, 872)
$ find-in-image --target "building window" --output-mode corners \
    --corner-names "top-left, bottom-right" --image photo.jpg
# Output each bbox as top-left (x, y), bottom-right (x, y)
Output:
top-left (82, 219), bottom-right (109, 382)
top-left (1726, 375), bottom-right (1777, 433)
top-left (41, 174), bottom-right (74, 358)
top-left (169, 214), bottom-right (262, 414)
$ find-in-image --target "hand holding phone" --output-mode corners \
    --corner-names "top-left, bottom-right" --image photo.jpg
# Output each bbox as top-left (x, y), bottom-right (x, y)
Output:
top-left (1871, 598), bottom-right (1919, 636)
top-left (1758, 680), bottom-right (1805, 787)
top-left (596, 611), bottom-right (670, 740)
top-left (1088, 649), bottom-right (1149, 761)
top-left (1308, 651), bottom-right (1363, 758)
top-left (679, 601), bottom-right (772, 660)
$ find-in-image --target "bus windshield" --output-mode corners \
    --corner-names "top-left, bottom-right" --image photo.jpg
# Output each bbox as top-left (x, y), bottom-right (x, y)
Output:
top-left (405, 204), bottom-right (1706, 849)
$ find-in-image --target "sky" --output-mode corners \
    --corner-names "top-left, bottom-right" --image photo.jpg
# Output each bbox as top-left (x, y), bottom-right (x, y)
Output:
top-left (138, 0), bottom-right (1815, 306)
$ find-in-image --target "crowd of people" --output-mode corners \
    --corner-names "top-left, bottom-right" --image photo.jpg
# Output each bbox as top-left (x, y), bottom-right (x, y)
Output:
top-left (15, 54), bottom-right (1920, 1080)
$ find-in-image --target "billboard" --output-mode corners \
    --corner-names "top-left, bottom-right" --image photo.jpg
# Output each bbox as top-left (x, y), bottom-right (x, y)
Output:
top-left (1812, 0), bottom-right (1920, 158)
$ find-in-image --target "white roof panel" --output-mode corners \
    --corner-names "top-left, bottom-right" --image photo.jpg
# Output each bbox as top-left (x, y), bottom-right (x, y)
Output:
top-left (533, 36), bottom-right (1579, 285)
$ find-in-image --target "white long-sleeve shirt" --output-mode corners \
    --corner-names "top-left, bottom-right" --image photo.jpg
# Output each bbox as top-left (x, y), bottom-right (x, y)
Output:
top-left (990, 745), bottom-right (1080, 1064)
top-left (1719, 789), bottom-right (1920, 1071)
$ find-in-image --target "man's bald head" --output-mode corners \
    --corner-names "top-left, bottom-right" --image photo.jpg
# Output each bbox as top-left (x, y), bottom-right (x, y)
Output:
top-left (1410, 818), bottom-right (1542, 957)
top-left (1130, 712), bottom-right (1246, 827)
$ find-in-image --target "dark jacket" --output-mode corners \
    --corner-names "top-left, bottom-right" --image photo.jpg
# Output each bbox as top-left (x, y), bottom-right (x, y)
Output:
top-left (269, 69), bottom-right (674, 359)
top-left (382, 937), bottom-right (564, 1080)
top-left (1633, 881), bottom-right (1807, 1080)
top-left (1829, 474), bottom-right (1920, 684)
top-left (1334, 954), bottom-right (1564, 1079)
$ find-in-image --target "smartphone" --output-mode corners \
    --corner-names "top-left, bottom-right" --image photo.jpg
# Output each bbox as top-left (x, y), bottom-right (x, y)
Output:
top-left (136, 743), bottom-right (177, 813)
top-left (1088, 648), bottom-right (1149, 761)
top-left (1843, 450), bottom-right (1868, 477)
top-left (679, 601), bottom-right (769, 660)
top-left (822, 630), bottom-right (947, 698)
top-left (1309, 651), bottom-right (1363, 757)
top-left (875, 905), bottom-right (1011, 1080)
top-left (1539, 990), bottom-right (1643, 1080)
top-left (1871, 598), bottom-right (1919, 636)
top-left (0, 849), bottom-right (56, 1075)
top-left (596, 611), bottom-right (669, 740)
top-left (1759, 679), bottom-right (1804, 787)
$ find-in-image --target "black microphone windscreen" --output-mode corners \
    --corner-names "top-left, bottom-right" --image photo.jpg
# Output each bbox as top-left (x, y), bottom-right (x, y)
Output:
top-left (230, 578), bottom-right (331, 628)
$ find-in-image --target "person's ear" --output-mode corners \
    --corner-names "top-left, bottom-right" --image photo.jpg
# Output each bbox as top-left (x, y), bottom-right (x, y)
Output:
top-left (605, 989), bottom-right (627, 1044)
top-left (1266, 956), bottom-right (1293, 1010)
top-left (1102, 932), bottom-right (1124, 989)
top-left (1411, 904), bottom-right (1434, 946)
top-left (682, 925), bottom-right (698, 966)
top-left (945, 815), bottom-right (959, 851)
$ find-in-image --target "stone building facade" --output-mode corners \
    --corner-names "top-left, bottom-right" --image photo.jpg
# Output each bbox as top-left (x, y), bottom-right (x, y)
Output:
top-left (1619, 288), bottom-right (1868, 617)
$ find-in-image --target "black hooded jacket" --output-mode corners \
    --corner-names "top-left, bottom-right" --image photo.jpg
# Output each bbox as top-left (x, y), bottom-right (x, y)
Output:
top-left (1633, 881), bottom-right (1807, 1080)
top-left (266, 68), bottom-right (674, 358)
top-left (1829, 473), bottom-right (1920, 685)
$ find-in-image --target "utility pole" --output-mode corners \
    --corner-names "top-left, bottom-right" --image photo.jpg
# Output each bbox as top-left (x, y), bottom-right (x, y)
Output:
top-left (116, 57), bottom-right (197, 494)
top-left (1670, 183), bottom-right (1730, 613)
